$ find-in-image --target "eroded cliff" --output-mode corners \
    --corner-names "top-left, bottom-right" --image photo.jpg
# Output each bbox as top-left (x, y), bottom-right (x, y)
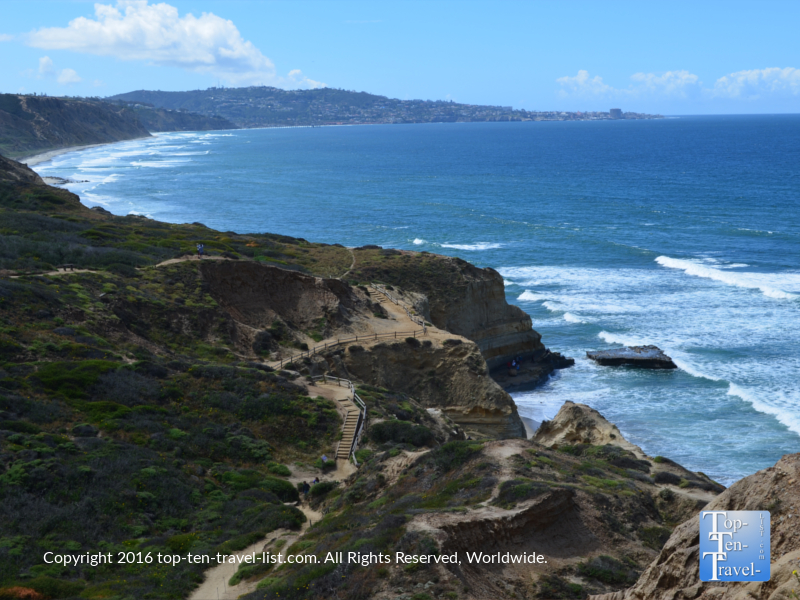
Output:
top-left (348, 249), bottom-right (566, 373)
top-left (590, 453), bottom-right (800, 600)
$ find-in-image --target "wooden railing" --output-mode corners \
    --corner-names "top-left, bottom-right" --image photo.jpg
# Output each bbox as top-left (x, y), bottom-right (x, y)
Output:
top-left (310, 375), bottom-right (368, 466)
top-left (370, 284), bottom-right (427, 327)
top-left (274, 328), bottom-right (426, 369)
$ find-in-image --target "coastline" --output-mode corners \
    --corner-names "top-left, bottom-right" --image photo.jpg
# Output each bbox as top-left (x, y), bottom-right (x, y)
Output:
top-left (19, 136), bottom-right (150, 167)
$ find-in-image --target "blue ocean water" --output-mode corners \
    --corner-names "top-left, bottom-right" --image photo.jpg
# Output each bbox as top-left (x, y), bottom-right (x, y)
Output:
top-left (34, 117), bottom-right (800, 485)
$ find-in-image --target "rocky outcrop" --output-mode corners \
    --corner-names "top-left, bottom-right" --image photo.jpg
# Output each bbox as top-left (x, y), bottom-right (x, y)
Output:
top-left (587, 345), bottom-right (677, 369)
top-left (350, 251), bottom-right (563, 372)
top-left (0, 154), bottom-right (45, 185)
top-left (590, 453), bottom-right (800, 600)
top-left (199, 260), bottom-right (372, 344)
top-left (0, 94), bottom-right (150, 158)
top-left (322, 336), bottom-right (527, 439)
top-left (534, 401), bottom-right (645, 457)
top-left (0, 155), bottom-right (98, 216)
top-left (534, 402), bottom-right (725, 495)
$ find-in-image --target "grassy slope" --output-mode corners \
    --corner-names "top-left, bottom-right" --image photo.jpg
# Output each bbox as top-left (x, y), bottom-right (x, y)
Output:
top-left (0, 170), bottom-right (361, 598)
top-left (0, 165), bottom-right (696, 600)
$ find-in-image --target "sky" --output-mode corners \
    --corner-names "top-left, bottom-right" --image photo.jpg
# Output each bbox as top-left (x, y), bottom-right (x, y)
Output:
top-left (1, 0), bottom-right (798, 115)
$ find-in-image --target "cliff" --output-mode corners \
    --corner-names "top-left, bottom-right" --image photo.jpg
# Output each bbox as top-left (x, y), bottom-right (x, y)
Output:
top-left (590, 453), bottom-right (800, 600)
top-left (3, 153), bottom-right (742, 600)
top-left (349, 249), bottom-right (564, 373)
top-left (197, 259), bottom-right (527, 438)
top-left (0, 94), bottom-right (151, 158)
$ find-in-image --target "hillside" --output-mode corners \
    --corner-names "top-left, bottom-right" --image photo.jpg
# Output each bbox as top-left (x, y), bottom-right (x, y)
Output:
top-left (107, 86), bottom-right (662, 128)
top-left (0, 95), bottom-right (150, 158)
top-left (107, 100), bottom-right (238, 133)
top-left (1, 155), bottom-right (795, 600)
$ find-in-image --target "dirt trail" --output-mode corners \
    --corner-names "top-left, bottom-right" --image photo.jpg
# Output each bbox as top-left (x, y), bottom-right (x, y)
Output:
top-left (189, 381), bottom-right (360, 599)
top-left (155, 255), bottom-right (229, 267)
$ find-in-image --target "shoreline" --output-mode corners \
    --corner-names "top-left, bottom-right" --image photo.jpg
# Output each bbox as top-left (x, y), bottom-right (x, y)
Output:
top-left (20, 143), bottom-right (116, 167)
top-left (19, 136), bottom-right (152, 167)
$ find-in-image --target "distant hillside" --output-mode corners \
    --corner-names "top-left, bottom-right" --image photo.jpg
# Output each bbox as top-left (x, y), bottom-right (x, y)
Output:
top-left (106, 100), bottom-right (238, 132)
top-left (108, 86), bottom-right (662, 128)
top-left (0, 95), bottom-right (151, 158)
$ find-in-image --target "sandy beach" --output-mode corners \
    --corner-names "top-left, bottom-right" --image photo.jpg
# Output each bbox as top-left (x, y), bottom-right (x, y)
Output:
top-left (521, 416), bottom-right (540, 439)
top-left (18, 143), bottom-right (111, 167)
top-left (19, 135), bottom-right (150, 167)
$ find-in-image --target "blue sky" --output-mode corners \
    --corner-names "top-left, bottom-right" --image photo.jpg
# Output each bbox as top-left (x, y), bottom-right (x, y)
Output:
top-left (1, 0), bottom-right (798, 114)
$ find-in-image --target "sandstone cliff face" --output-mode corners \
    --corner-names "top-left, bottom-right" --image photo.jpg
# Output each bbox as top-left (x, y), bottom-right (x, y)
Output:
top-left (196, 259), bottom-right (529, 438)
top-left (351, 251), bottom-right (545, 370)
top-left (199, 261), bottom-right (367, 333)
top-left (433, 259), bottom-right (545, 370)
top-left (321, 336), bottom-right (527, 439)
top-left (534, 401), bottom-right (647, 457)
top-left (590, 453), bottom-right (800, 600)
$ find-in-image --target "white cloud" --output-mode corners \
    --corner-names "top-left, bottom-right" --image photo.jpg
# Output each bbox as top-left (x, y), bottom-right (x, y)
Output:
top-left (57, 68), bottom-right (82, 85)
top-left (39, 56), bottom-right (55, 77)
top-left (557, 70), bottom-right (614, 96)
top-left (30, 55), bottom-right (82, 85)
top-left (558, 67), bottom-right (800, 104)
top-left (558, 69), bottom-right (700, 98)
top-left (712, 67), bottom-right (800, 98)
top-left (629, 70), bottom-right (699, 96)
top-left (27, 0), bottom-right (324, 89)
top-left (0, 34), bottom-right (15, 42)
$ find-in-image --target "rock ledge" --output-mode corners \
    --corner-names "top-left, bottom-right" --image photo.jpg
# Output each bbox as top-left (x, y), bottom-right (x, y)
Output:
top-left (587, 345), bottom-right (677, 369)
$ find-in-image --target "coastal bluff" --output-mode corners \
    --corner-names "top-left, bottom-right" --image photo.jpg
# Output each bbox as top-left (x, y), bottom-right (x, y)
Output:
top-left (348, 249), bottom-right (567, 375)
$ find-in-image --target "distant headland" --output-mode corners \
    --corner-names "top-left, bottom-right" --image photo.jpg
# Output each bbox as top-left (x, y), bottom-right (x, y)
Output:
top-left (107, 86), bottom-right (663, 128)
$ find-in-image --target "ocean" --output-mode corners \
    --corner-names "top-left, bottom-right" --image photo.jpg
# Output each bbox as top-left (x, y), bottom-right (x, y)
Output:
top-left (33, 116), bottom-right (800, 485)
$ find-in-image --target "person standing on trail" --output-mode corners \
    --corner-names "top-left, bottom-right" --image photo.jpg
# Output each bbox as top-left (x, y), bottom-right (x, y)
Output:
top-left (196, 243), bottom-right (204, 257)
top-left (302, 481), bottom-right (310, 498)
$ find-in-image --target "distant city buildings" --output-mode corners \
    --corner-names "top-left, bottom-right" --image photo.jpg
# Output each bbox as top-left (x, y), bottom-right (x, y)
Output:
top-left (108, 87), bottom-right (661, 128)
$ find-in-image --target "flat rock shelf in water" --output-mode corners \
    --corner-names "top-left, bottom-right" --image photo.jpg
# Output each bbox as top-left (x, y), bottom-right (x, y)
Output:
top-left (586, 345), bottom-right (678, 369)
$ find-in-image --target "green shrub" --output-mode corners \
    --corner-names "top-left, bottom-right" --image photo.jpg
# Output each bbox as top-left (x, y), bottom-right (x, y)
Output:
top-left (493, 479), bottom-right (549, 508)
top-left (229, 558), bottom-right (273, 586)
top-left (430, 441), bottom-right (483, 471)
top-left (638, 526), bottom-right (672, 550)
top-left (261, 477), bottom-right (299, 502)
top-left (166, 533), bottom-right (196, 553)
top-left (35, 360), bottom-right (120, 398)
top-left (25, 576), bottom-right (86, 598)
top-left (267, 462), bottom-right (291, 476)
top-left (221, 470), bottom-right (264, 491)
top-left (0, 420), bottom-right (41, 434)
top-left (309, 480), bottom-right (338, 499)
top-left (576, 555), bottom-right (639, 585)
top-left (354, 448), bottom-right (373, 463)
top-left (369, 420), bottom-right (434, 447)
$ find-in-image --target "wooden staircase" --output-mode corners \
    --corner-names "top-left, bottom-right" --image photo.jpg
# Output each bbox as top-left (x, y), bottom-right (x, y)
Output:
top-left (368, 288), bottom-right (388, 304)
top-left (337, 407), bottom-right (362, 460)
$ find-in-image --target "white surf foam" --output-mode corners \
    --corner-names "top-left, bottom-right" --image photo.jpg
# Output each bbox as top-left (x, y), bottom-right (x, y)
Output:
top-left (597, 331), bottom-right (646, 347)
top-left (412, 238), bottom-right (426, 245)
top-left (728, 383), bottom-right (800, 436)
top-left (440, 242), bottom-right (502, 251)
top-left (563, 312), bottom-right (585, 324)
top-left (518, 290), bottom-right (545, 302)
top-left (656, 256), bottom-right (798, 300)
